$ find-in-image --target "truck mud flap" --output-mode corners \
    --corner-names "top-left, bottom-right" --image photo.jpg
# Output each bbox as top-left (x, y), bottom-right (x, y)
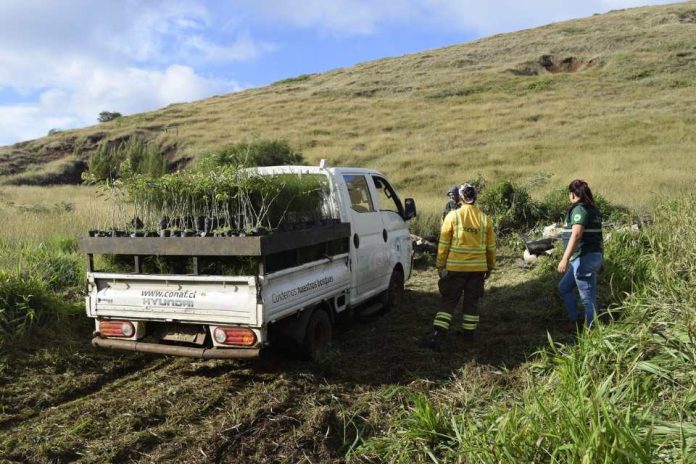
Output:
top-left (92, 337), bottom-right (260, 359)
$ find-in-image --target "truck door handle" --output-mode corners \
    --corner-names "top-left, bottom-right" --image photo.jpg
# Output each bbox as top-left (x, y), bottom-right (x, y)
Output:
top-left (353, 234), bottom-right (360, 249)
top-left (382, 229), bottom-right (388, 242)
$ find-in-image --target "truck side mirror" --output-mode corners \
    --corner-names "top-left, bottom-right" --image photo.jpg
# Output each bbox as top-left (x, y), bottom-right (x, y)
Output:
top-left (403, 198), bottom-right (417, 220)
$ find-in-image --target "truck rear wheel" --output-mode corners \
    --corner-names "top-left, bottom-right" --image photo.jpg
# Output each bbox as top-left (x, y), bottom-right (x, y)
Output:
top-left (381, 268), bottom-right (404, 312)
top-left (301, 308), bottom-right (332, 361)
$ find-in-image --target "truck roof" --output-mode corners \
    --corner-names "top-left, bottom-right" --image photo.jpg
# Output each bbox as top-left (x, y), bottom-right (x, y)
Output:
top-left (254, 164), bottom-right (385, 177)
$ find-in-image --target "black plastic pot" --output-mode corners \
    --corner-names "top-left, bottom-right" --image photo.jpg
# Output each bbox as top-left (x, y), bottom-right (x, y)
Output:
top-left (89, 230), bottom-right (98, 237)
top-left (183, 229), bottom-right (195, 237)
top-left (250, 227), bottom-right (268, 236)
top-left (130, 217), bottom-right (144, 230)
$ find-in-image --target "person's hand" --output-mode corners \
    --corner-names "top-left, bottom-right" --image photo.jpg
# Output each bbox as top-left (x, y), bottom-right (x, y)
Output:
top-left (438, 268), bottom-right (448, 279)
top-left (557, 258), bottom-right (569, 273)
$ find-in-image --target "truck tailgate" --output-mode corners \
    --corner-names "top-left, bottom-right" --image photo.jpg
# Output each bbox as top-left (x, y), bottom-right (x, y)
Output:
top-left (87, 273), bottom-right (259, 325)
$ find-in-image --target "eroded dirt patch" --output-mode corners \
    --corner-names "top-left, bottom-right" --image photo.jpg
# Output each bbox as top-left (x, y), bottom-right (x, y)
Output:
top-left (541, 55), bottom-right (598, 73)
top-left (509, 55), bottom-right (599, 76)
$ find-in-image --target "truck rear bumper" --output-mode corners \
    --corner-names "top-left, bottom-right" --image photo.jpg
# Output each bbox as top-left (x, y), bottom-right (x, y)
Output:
top-left (92, 337), bottom-right (260, 359)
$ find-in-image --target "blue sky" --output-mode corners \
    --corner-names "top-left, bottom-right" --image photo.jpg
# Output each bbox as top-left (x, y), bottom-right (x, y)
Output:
top-left (0, 0), bottom-right (679, 146)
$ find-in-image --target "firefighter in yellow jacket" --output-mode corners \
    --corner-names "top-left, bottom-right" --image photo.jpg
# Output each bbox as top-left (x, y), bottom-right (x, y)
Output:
top-left (424, 183), bottom-right (496, 350)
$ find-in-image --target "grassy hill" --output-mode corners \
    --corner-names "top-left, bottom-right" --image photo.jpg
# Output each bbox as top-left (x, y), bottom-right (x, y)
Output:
top-left (2, 2), bottom-right (696, 210)
top-left (0, 4), bottom-right (695, 462)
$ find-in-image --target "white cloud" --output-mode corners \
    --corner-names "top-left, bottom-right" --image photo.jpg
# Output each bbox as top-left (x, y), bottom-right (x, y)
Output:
top-left (0, 0), bottom-right (268, 145)
top-left (0, 106), bottom-right (78, 145)
top-left (181, 34), bottom-right (278, 63)
top-left (0, 64), bottom-right (239, 145)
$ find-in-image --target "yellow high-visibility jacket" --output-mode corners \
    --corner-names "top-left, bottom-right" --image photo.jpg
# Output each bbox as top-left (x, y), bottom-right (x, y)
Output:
top-left (436, 204), bottom-right (496, 272)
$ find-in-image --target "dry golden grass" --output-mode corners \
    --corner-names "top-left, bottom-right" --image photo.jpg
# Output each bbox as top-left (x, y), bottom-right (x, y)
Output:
top-left (0, 186), bottom-right (113, 242)
top-left (1, 1), bottom-right (695, 212)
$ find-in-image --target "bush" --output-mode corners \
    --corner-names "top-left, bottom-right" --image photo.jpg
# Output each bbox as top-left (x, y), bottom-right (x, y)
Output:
top-left (83, 142), bottom-right (118, 183)
top-left (0, 271), bottom-right (58, 347)
top-left (82, 136), bottom-right (167, 183)
top-left (0, 239), bottom-right (84, 353)
top-left (21, 241), bottom-right (84, 295)
top-left (98, 111), bottom-right (122, 123)
top-left (477, 180), bottom-right (545, 234)
top-left (196, 139), bottom-right (304, 172)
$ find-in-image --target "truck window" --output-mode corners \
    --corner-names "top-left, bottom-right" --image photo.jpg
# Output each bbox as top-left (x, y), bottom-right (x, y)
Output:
top-left (343, 175), bottom-right (375, 213)
top-left (372, 176), bottom-right (404, 216)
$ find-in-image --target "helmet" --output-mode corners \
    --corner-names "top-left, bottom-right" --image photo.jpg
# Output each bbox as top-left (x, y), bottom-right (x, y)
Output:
top-left (459, 183), bottom-right (477, 202)
top-left (447, 186), bottom-right (459, 197)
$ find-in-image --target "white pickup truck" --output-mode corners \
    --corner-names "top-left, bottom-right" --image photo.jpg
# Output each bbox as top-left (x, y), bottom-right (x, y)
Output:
top-left (79, 162), bottom-right (416, 360)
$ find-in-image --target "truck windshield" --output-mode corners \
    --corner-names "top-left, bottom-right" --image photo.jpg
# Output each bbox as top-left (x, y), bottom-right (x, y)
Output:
top-left (372, 176), bottom-right (404, 216)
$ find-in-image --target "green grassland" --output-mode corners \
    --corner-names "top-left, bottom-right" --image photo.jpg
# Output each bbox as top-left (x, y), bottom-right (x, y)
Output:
top-left (0, 3), bottom-right (695, 463)
top-left (2, 2), bottom-right (696, 210)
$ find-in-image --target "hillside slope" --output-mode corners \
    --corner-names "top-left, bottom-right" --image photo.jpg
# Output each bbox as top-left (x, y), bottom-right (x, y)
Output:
top-left (1, 1), bottom-right (695, 208)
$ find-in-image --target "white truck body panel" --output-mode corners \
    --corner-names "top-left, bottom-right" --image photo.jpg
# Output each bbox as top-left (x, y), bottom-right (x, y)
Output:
top-left (261, 254), bottom-right (351, 322)
top-left (88, 273), bottom-right (260, 325)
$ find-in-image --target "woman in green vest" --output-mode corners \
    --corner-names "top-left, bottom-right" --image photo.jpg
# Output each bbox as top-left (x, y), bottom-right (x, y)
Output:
top-left (558, 179), bottom-right (603, 328)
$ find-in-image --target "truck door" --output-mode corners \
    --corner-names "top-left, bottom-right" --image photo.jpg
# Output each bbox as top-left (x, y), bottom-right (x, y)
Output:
top-left (372, 175), bottom-right (412, 283)
top-left (341, 174), bottom-right (389, 299)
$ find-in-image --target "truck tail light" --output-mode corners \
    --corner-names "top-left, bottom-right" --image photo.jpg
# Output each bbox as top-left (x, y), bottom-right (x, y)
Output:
top-left (99, 320), bottom-right (135, 338)
top-left (213, 327), bottom-right (257, 346)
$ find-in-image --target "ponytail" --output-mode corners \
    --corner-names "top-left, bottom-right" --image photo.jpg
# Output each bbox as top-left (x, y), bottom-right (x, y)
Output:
top-left (568, 179), bottom-right (596, 209)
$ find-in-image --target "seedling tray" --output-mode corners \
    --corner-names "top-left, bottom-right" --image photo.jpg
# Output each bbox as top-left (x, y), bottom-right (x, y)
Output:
top-left (78, 223), bottom-right (351, 257)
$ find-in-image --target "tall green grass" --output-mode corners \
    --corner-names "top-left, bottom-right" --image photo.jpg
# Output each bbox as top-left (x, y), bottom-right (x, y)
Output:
top-left (0, 238), bottom-right (83, 358)
top-left (353, 195), bottom-right (695, 463)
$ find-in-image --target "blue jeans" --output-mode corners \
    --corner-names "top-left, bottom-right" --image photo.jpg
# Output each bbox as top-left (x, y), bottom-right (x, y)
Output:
top-left (559, 252), bottom-right (603, 327)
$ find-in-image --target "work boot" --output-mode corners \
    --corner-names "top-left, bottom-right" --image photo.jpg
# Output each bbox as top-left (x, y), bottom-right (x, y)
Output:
top-left (422, 329), bottom-right (446, 351)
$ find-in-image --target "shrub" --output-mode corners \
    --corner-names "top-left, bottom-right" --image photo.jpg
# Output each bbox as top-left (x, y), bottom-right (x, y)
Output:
top-left (196, 139), bottom-right (304, 172)
top-left (119, 137), bottom-right (167, 179)
top-left (477, 180), bottom-right (545, 234)
top-left (98, 111), bottom-right (122, 123)
top-left (0, 271), bottom-right (58, 347)
top-left (82, 136), bottom-right (167, 183)
top-left (83, 142), bottom-right (119, 183)
top-left (21, 241), bottom-right (84, 295)
top-left (0, 239), bottom-right (84, 353)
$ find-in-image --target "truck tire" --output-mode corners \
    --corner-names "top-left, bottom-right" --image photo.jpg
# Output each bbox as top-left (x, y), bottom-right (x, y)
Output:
top-left (301, 308), bottom-right (332, 361)
top-left (381, 268), bottom-right (405, 312)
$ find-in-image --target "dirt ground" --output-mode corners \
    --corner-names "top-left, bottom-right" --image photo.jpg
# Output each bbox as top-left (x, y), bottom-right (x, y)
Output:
top-left (0, 254), bottom-right (577, 463)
